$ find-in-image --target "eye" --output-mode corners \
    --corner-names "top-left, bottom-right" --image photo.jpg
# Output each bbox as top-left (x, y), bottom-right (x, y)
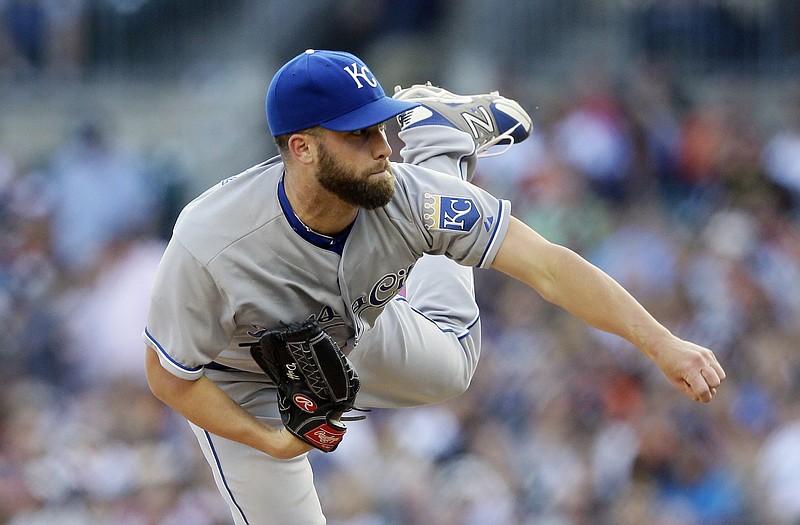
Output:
top-left (351, 124), bottom-right (385, 138)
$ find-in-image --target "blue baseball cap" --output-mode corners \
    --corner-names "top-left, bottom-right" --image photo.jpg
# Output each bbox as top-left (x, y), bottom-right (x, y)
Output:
top-left (266, 49), bottom-right (418, 136)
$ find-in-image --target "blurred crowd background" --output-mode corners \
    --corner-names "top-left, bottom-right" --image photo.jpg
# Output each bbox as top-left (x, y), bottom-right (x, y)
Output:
top-left (1, 0), bottom-right (799, 524)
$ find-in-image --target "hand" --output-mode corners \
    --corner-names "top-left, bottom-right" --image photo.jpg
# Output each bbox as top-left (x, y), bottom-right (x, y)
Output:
top-left (651, 337), bottom-right (726, 403)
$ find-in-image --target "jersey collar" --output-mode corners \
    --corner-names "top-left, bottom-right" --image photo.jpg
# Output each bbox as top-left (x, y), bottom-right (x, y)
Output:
top-left (278, 176), bottom-right (353, 255)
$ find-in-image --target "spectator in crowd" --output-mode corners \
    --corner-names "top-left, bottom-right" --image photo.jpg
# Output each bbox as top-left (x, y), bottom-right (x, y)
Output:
top-left (45, 119), bottom-right (159, 278)
top-left (0, 0), bottom-right (87, 79)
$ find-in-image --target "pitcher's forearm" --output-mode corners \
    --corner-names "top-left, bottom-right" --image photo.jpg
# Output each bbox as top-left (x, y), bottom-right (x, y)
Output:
top-left (492, 218), bottom-right (674, 356)
top-left (144, 347), bottom-right (310, 459)
top-left (540, 246), bottom-right (675, 357)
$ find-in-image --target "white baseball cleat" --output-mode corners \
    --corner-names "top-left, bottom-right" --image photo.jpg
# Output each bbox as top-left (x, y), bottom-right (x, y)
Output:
top-left (393, 82), bottom-right (532, 158)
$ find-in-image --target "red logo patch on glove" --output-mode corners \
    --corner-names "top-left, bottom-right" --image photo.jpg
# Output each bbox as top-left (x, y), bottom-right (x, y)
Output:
top-left (304, 424), bottom-right (346, 452)
top-left (293, 393), bottom-right (318, 413)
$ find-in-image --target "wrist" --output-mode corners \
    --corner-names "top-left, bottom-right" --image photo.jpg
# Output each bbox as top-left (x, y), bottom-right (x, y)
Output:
top-left (635, 325), bottom-right (676, 361)
top-left (258, 424), bottom-right (311, 459)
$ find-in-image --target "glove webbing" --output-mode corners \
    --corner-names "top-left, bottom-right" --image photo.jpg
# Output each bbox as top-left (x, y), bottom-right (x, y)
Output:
top-left (287, 334), bottom-right (351, 402)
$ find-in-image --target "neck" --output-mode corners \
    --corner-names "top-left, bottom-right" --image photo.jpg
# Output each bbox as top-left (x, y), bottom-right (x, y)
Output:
top-left (282, 169), bottom-right (358, 236)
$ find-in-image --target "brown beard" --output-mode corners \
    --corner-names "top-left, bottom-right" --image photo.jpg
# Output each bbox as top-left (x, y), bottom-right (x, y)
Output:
top-left (315, 143), bottom-right (395, 210)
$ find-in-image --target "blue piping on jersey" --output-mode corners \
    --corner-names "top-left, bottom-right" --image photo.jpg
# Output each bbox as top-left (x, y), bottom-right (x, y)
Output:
top-left (477, 199), bottom-right (506, 268)
top-left (393, 295), bottom-right (478, 340)
top-left (144, 327), bottom-right (203, 373)
top-left (204, 430), bottom-right (250, 525)
top-left (277, 177), bottom-right (353, 255)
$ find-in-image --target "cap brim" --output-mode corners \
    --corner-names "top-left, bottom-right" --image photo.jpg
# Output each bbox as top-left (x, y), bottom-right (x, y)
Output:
top-left (321, 96), bottom-right (419, 132)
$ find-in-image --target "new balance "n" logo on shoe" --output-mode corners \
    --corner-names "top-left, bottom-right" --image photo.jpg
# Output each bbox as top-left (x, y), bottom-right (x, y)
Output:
top-left (393, 82), bottom-right (532, 158)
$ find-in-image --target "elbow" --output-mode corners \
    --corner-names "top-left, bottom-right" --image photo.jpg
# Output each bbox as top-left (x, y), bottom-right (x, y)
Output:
top-left (534, 244), bottom-right (575, 304)
top-left (144, 347), bottom-right (164, 398)
top-left (144, 345), bottom-right (178, 402)
top-left (144, 346), bottom-right (202, 407)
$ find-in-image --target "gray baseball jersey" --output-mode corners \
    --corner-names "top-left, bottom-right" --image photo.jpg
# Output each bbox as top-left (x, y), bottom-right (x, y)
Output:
top-left (143, 155), bottom-right (509, 382)
top-left (143, 125), bottom-right (510, 524)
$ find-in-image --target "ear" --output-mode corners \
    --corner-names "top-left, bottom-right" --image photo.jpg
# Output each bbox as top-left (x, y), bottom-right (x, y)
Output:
top-left (287, 133), bottom-right (317, 166)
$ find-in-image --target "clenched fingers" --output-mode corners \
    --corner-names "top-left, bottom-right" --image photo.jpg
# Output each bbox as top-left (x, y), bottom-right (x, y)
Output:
top-left (683, 365), bottom-right (725, 403)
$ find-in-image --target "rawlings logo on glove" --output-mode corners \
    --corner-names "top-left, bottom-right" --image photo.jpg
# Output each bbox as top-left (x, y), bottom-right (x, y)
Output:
top-left (245, 318), bottom-right (365, 452)
top-left (294, 394), bottom-right (318, 412)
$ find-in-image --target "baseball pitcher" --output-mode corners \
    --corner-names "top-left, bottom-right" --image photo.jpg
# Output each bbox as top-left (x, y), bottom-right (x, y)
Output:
top-left (143, 49), bottom-right (725, 524)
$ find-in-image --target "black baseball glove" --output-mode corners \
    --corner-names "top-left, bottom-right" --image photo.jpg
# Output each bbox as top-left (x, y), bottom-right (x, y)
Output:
top-left (246, 319), bottom-right (364, 452)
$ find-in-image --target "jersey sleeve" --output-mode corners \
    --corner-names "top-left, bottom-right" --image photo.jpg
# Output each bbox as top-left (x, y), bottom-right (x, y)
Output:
top-left (142, 238), bottom-right (236, 380)
top-left (396, 165), bottom-right (512, 269)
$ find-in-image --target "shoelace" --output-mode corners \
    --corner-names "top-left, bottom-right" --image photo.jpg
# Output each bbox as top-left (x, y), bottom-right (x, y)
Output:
top-left (475, 121), bottom-right (524, 158)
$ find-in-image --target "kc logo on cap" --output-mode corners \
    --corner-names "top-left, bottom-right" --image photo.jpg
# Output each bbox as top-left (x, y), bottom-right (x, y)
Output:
top-left (343, 62), bottom-right (379, 89)
top-left (266, 49), bottom-right (418, 137)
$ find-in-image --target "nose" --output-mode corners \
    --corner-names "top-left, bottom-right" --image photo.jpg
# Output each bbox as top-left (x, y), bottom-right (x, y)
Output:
top-left (372, 129), bottom-right (392, 159)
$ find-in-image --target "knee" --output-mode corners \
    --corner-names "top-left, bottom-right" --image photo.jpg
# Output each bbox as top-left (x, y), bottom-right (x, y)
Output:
top-left (396, 367), bottom-right (473, 406)
top-left (415, 339), bottom-right (480, 403)
top-left (358, 369), bottom-right (473, 408)
top-left (423, 373), bottom-right (472, 403)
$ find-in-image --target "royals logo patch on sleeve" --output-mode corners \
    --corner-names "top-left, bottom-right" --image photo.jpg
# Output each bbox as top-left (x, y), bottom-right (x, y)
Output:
top-left (423, 193), bottom-right (481, 232)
